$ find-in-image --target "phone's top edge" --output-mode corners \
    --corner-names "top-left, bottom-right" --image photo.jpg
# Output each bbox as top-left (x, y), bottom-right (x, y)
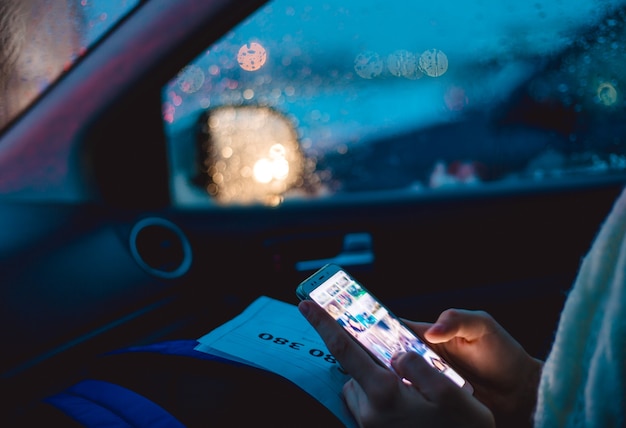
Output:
top-left (295, 263), bottom-right (345, 300)
top-left (295, 286), bottom-right (308, 301)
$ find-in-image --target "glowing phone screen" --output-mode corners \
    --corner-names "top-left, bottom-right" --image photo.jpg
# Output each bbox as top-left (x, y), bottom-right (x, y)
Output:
top-left (309, 269), bottom-right (466, 389)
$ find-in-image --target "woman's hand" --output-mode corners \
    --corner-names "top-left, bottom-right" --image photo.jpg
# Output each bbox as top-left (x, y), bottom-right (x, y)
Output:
top-left (408, 309), bottom-right (543, 427)
top-left (299, 301), bottom-right (495, 428)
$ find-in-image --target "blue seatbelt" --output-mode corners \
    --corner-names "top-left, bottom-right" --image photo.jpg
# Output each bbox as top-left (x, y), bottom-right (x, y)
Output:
top-left (43, 340), bottom-right (227, 428)
top-left (45, 378), bottom-right (186, 427)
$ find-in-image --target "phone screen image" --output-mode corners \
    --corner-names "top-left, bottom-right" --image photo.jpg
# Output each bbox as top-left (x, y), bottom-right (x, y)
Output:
top-left (307, 268), bottom-right (468, 390)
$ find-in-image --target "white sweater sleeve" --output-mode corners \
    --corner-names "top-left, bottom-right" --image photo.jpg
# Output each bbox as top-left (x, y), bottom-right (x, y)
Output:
top-left (534, 187), bottom-right (626, 428)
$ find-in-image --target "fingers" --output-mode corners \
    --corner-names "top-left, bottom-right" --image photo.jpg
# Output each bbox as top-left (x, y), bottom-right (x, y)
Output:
top-left (298, 301), bottom-right (390, 393)
top-left (342, 378), bottom-right (367, 418)
top-left (393, 352), bottom-right (496, 426)
top-left (423, 309), bottom-right (493, 344)
top-left (391, 351), bottom-right (455, 401)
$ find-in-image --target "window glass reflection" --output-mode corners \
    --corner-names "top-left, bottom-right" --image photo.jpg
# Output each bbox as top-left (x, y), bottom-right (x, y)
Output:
top-left (164, 0), bottom-right (626, 207)
top-left (0, 0), bottom-right (139, 132)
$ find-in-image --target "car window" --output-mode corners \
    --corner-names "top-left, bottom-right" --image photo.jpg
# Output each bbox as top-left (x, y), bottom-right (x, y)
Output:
top-left (0, 0), bottom-right (140, 133)
top-left (164, 0), bottom-right (626, 207)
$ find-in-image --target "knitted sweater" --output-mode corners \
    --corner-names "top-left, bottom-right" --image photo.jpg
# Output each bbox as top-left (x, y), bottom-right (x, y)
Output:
top-left (534, 187), bottom-right (626, 427)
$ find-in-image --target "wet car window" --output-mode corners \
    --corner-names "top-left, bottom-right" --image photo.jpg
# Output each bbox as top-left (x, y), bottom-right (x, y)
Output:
top-left (0, 0), bottom-right (140, 133)
top-left (164, 0), bottom-right (626, 207)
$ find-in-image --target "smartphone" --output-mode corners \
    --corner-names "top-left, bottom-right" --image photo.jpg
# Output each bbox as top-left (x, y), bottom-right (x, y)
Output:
top-left (296, 263), bottom-right (473, 393)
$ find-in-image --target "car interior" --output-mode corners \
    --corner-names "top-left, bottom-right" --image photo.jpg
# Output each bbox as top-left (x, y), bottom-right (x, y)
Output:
top-left (2, 0), bottom-right (626, 426)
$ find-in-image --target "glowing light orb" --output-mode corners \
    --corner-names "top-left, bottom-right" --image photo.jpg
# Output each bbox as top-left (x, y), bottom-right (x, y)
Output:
top-left (253, 159), bottom-right (274, 183)
top-left (418, 49), bottom-right (449, 77)
top-left (162, 102), bottom-right (175, 123)
top-left (354, 51), bottom-right (383, 79)
top-left (177, 65), bottom-right (205, 94)
top-left (253, 144), bottom-right (290, 183)
top-left (237, 42), bottom-right (267, 71)
top-left (387, 50), bottom-right (422, 79)
top-left (445, 86), bottom-right (468, 111)
top-left (597, 82), bottom-right (618, 106)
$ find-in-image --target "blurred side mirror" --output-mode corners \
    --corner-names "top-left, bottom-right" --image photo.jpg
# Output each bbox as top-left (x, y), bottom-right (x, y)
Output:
top-left (198, 105), bottom-right (305, 206)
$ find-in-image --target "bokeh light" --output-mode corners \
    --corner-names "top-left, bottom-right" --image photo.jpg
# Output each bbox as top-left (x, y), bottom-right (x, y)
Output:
top-left (386, 50), bottom-right (422, 80)
top-left (354, 51), bottom-right (383, 79)
top-left (253, 146), bottom-right (290, 183)
top-left (176, 65), bottom-right (205, 94)
top-left (445, 85), bottom-right (468, 111)
top-left (597, 82), bottom-right (618, 106)
top-left (162, 102), bottom-right (175, 123)
top-left (237, 42), bottom-right (268, 71)
top-left (418, 49), bottom-right (449, 77)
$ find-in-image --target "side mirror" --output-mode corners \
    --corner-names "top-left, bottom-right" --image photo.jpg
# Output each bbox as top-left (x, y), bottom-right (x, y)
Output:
top-left (198, 105), bottom-right (305, 206)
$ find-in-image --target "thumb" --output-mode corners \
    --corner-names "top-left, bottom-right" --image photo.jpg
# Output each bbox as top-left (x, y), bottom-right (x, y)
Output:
top-left (424, 309), bottom-right (489, 344)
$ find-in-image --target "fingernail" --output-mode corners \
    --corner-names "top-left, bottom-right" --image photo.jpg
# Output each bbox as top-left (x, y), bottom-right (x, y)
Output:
top-left (429, 324), bottom-right (445, 334)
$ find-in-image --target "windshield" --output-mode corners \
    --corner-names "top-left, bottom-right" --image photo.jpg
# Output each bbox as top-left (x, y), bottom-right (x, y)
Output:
top-left (164, 0), bottom-right (626, 207)
top-left (0, 0), bottom-right (141, 133)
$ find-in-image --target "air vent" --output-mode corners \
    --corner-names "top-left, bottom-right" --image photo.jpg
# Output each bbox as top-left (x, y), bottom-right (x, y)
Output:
top-left (129, 217), bottom-right (192, 279)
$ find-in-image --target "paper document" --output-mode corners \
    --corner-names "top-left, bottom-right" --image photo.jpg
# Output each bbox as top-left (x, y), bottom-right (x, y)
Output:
top-left (195, 295), bottom-right (356, 427)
